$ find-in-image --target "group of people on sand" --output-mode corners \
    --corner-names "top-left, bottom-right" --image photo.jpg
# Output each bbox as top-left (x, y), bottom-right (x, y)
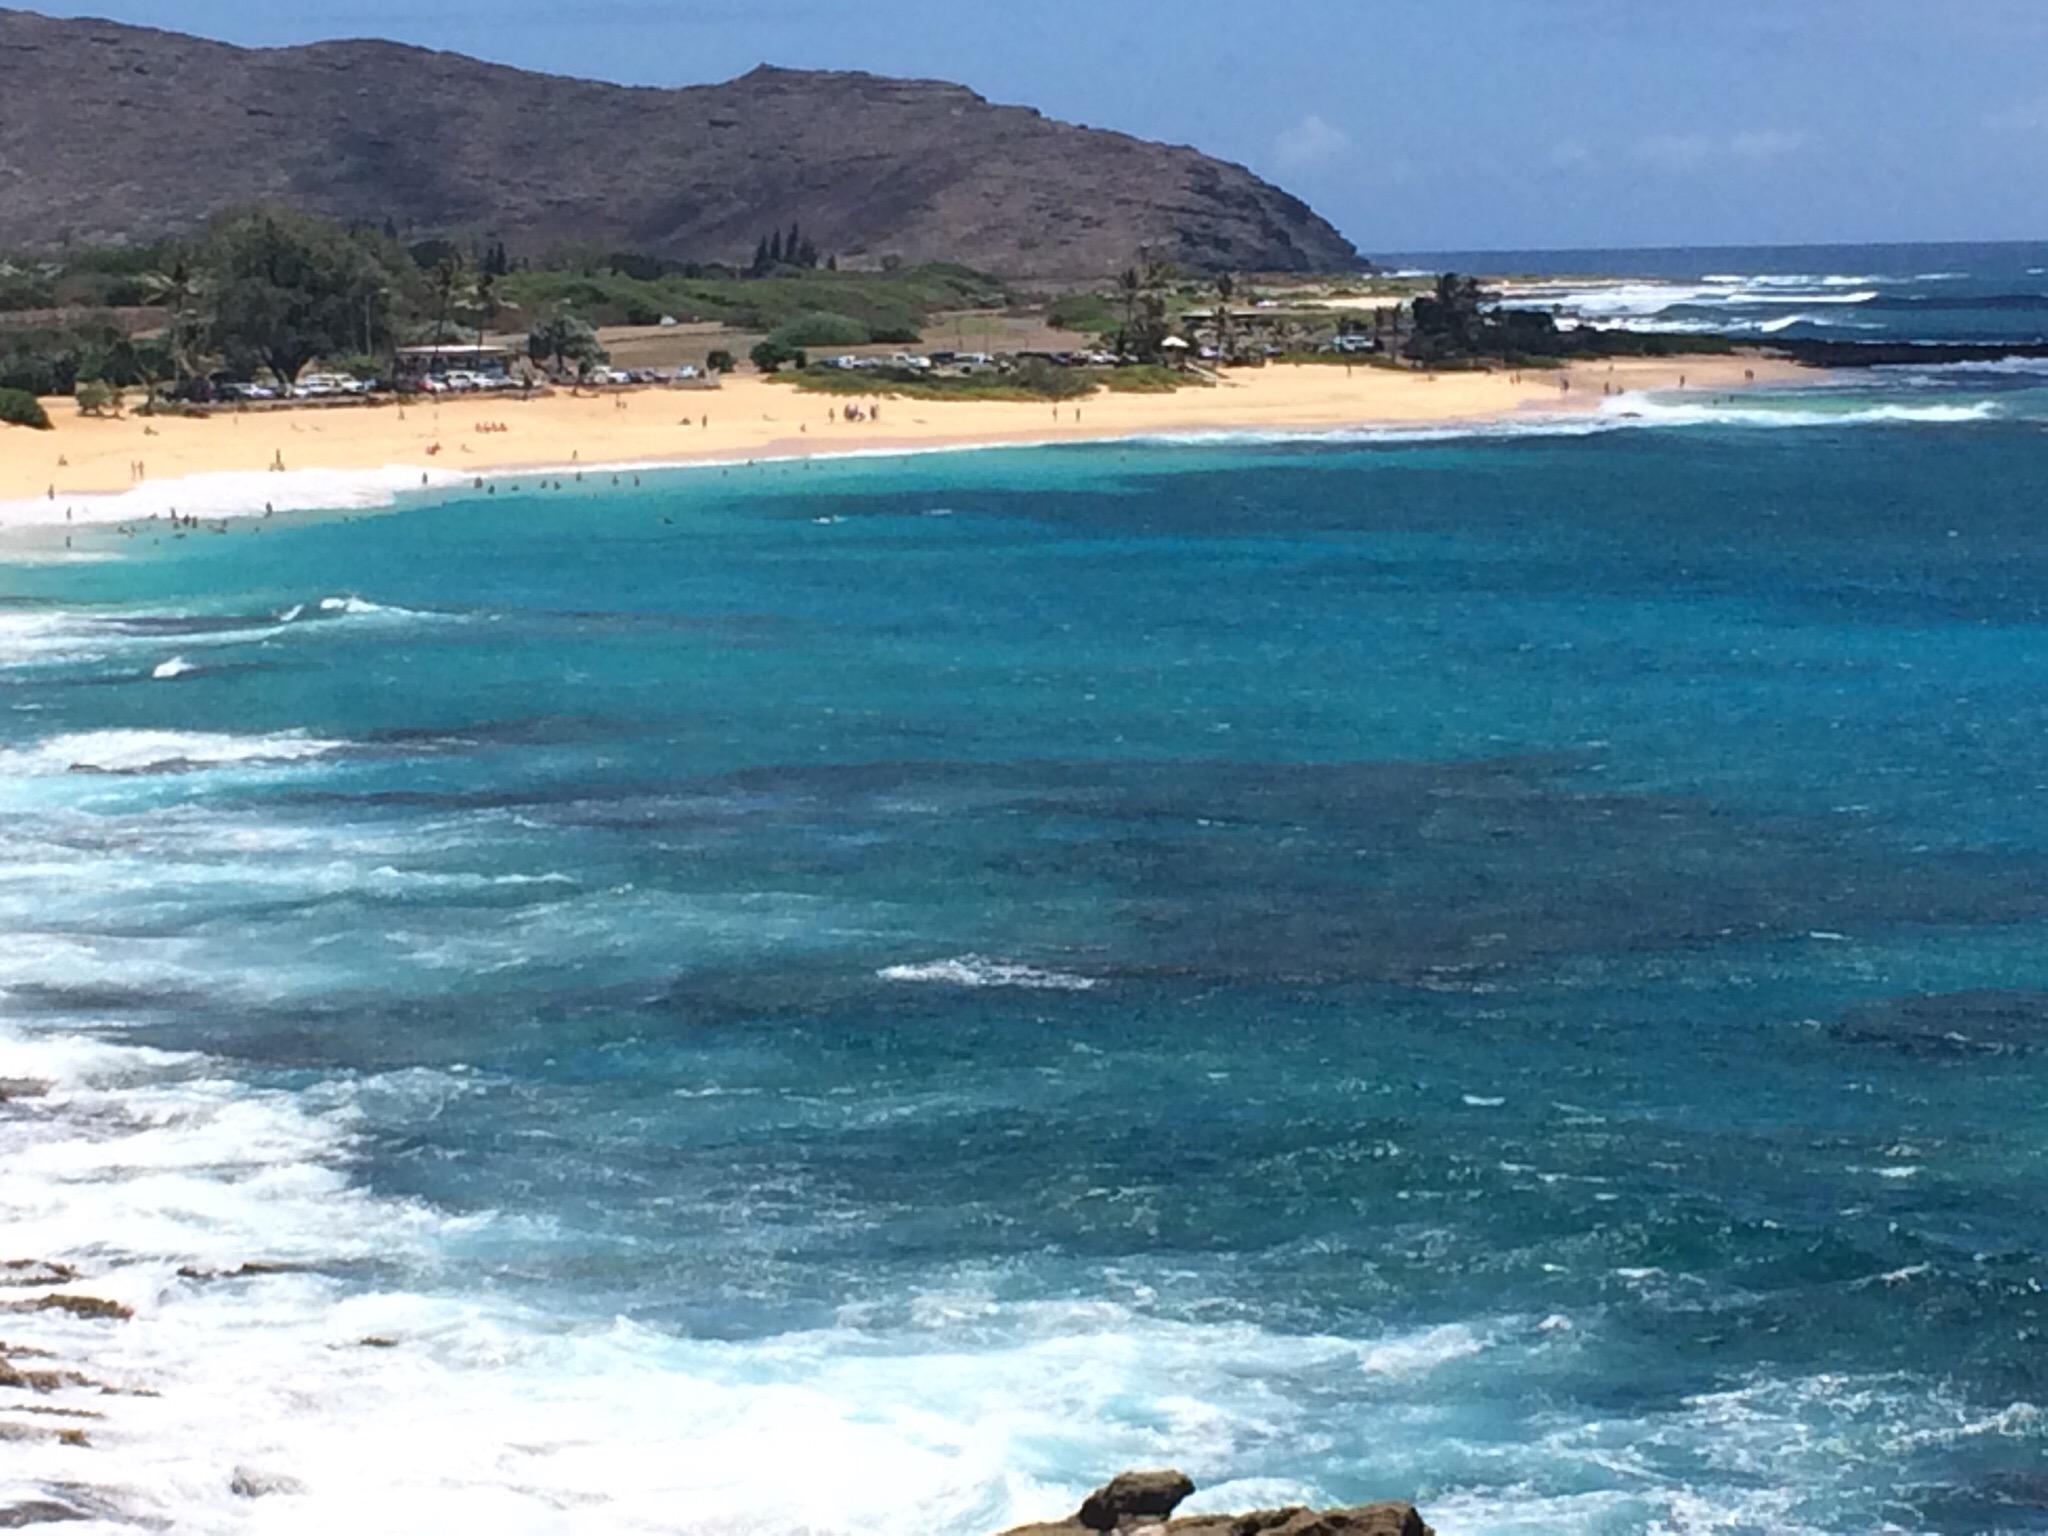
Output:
top-left (474, 421), bottom-right (511, 434)
top-left (829, 403), bottom-right (883, 423)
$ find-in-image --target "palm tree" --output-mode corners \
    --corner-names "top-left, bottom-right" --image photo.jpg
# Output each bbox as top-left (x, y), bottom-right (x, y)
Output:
top-left (1115, 264), bottom-right (1143, 358)
top-left (473, 270), bottom-right (499, 359)
top-left (138, 258), bottom-right (205, 384)
top-left (429, 251), bottom-right (473, 348)
top-left (1214, 272), bottom-right (1238, 363)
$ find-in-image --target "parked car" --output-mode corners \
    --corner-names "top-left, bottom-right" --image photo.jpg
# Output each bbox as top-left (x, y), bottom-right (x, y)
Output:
top-left (294, 372), bottom-right (372, 398)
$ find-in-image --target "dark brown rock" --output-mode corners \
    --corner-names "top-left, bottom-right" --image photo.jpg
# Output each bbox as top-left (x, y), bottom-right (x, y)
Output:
top-left (1079, 1470), bottom-right (1197, 1529)
top-left (0, 1262), bottom-right (78, 1288)
top-left (1000, 1476), bottom-right (1432, 1536)
top-left (0, 1358), bottom-right (91, 1393)
top-left (0, 11), bottom-right (1361, 276)
top-left (2, 1295), bottom-right (131, 1322)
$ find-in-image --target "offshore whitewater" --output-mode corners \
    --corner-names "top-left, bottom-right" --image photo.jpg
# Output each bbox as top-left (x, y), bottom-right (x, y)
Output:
top-left (7, 252), bottom-right (2048, 1534)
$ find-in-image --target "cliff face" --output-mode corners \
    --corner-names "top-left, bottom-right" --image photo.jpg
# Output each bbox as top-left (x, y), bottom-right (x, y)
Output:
top-left (0, 10), bottom-right (1362, 276)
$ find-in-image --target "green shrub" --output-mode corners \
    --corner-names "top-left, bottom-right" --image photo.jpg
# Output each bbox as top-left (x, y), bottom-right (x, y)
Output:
top-left (0, 387), bottom-right (52, 429)
top-left (766, 311), bottom-right (871, 350)
top-left (750, 340), bottom-right (806, 373)
top-left (1099, 364), bottom-right (1205, 393)
top-left (74, 379), bottom-right (121, 416)
top-left (1046, 292), bottom-right (1119, 335)
top-left (706, 349), bottom-right (736, 374)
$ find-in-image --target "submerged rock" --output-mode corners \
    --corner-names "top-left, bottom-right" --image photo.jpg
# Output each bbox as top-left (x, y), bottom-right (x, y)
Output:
top-left (1005, 1473), bottom-right (1432, 1536)
top-left (229, 1467), bottom-right (306, 1498)
top-left (0, 1262), bottom-right (79, 1288)
top-left (2, 1295), bottom-right (131, 1322)
top-left (0, 1498), bottom-right (91, 1526)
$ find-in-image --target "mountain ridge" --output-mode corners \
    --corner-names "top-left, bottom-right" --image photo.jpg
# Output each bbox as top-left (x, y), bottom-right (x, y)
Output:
top-left (0, 9), bottom-right (1363, 276)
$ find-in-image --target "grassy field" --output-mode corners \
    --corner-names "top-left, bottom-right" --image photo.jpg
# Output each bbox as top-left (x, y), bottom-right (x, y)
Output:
top-left (497, 264), bottom-right (1008, 337)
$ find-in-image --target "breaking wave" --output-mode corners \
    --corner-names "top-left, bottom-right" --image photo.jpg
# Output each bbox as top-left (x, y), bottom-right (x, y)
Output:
top-left (0, 728), bottom-right (346, 776)
top-left (877, 955), bottom-right (1100, 991)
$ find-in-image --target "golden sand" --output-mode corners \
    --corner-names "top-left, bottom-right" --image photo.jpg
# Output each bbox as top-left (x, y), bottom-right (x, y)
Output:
top-left (1, 355), bottom-right (1806, 523)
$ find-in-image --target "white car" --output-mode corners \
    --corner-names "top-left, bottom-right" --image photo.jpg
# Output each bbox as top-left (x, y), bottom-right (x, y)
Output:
top-left (584, 366), bottom-right (632, 386)
top-left (294, 373), bottom-right (372, 398)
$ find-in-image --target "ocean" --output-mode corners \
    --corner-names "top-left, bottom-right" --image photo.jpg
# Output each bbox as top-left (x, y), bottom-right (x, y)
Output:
top-left (5, 244), bottom-right (2048, 1534)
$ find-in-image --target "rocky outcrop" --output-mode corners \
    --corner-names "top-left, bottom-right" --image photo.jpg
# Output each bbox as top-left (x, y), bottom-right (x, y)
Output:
top-left (0, 11), bottom-right (1362, 276)
top-left (1080, 1472), bottom-right (1198, 1529)
top-left (1004, 1472), bottom-right (1433, 1536)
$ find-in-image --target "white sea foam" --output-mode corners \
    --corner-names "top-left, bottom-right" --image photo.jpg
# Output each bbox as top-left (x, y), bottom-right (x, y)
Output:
top-left (0, 728), bottom-right (345, 776)
top-left (1356, 1321), bottom-right (1492, 1376)
top-left (150, 655), bottom-right (198, 680)
top-left (877, 955), bottom-right (1100, 991)
top-left (0, 464), bottom-right (472, 531)
top-left (1598, 396), bottom-right (2002, 431)
top-left (2, 1012), bottom-right (1556, 1535)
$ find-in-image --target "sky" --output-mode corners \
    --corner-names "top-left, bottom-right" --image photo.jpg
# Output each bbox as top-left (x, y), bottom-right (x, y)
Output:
top-left (30, 0), bottom-right (2048, 254)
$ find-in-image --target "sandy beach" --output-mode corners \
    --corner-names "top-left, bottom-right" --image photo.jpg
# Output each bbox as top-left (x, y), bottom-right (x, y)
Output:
top-left (0, 354), bottom-right (1805, 533)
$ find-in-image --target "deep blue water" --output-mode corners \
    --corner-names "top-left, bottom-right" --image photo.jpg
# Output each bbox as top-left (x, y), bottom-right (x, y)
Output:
top-left (5, 252), bottom-right (2048, 1534)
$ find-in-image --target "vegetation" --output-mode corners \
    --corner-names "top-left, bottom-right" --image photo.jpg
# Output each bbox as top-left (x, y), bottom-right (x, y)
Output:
top-left (496, 262), bottom-right (1002, 334)
top-left (73, 379), bottom-right (121, 416)
top-left (747, 221), bottom-right (824, 276)
top-left (750, 340), bottom-right (806, 373)
top-left (0, 386), bottom-right (51, 429)
top-left (766, 311), bottom-right (876, 350)
top-left (1114, 251), bottom-right (1175, 362)
top-left (779, 358), bottom-right (1203, 401)
top-left (1403, 273), bottom-right (1742, 366)
top-left (705, 348), bottom-right (737, 374)
top-left (527, 311), bottom-right (608, 376)
top-left (199, 207), bottom-right (405, 386)
top-left (0, 319), bottom-right (173, 397)
top-left (1044, 291), bottom-right (1120, 336)
top-left (1099, 364), bottom-right (1205, 393)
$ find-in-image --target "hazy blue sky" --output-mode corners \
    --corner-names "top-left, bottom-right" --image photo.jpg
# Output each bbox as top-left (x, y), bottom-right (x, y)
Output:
top-left (35, 1), bottom-right (2048, 253)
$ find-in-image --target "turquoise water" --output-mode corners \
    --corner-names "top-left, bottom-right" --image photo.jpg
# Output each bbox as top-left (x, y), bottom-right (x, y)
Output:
top-left (6, 369), bottom-right (2048, 1530)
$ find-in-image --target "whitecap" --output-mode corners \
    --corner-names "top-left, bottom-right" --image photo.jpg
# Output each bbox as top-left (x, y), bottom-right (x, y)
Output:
top-left (1356, 1321), bottom-right (1491, 1376)
top-left (876, 955), bottom-right (1099, 991)
top-left (0, 728), bottom-right (345, 776)
top-left (1598, 397), bottom-right (2002, 431)
top-left (150, 655), bottom-right (197, 680)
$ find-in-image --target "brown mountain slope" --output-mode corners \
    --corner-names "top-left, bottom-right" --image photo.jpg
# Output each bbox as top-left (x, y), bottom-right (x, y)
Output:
top-left (0, 9), bottom-right (1361, 276)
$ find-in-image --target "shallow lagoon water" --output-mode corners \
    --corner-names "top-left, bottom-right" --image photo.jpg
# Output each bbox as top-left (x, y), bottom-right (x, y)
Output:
top-left (5, 373), bottom-right (2048, 1532)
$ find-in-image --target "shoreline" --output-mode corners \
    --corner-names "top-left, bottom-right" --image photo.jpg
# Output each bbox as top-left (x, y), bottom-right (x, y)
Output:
top-left (0, 355), bottom-right (1807, 540)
